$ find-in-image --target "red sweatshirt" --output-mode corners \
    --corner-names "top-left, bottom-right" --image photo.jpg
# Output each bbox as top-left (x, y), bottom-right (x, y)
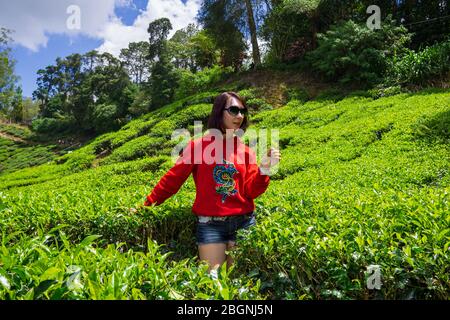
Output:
top-left (144, 133), bottom-right (270, 216)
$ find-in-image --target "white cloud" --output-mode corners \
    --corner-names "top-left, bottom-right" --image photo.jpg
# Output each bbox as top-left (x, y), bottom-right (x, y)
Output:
top-left (115, 0), bottom-right (135, 7)
top-left (0, 0), bottom-right (117, 51)
top-left (0, 0), bottom-right (201, 56)
top-left (96, 0), bottom-right (202, 56)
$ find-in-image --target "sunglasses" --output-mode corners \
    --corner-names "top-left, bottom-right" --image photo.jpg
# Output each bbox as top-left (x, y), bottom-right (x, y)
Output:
top-left (225, 105), bottom-right (249, 117)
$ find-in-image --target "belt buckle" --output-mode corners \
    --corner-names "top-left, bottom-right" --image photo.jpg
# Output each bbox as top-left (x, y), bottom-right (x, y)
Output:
top-left (198, 216), bottom-right (227, 223)
top-left (198, 216), bottom-right (211, 223)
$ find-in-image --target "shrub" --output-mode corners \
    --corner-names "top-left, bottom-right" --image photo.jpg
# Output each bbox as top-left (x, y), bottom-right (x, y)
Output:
top-left (286, 88), bottom-right (310, 102)
top-left (175, 65), bottom-right (233, 100)
top-left (128, 89), bottom-right (151, 117)
top-left (367, 86), bottom-right (404, 99)
top-left (31, 117), bottom-right (74, 134)
top-left (307, 19), bottom-right (411, 86)
top-left (92, 103), bottom-right (120, 133)
top-left (387, 40), bottom-right (450, 86)
top-left (237, 88), bottom-right (257, 101)
top-left (246, 98), bottom-right (273, 112)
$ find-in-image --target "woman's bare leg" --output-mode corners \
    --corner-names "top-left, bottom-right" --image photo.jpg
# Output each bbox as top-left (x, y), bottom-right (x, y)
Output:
top-left (198, 243), bottom-right (227, 272)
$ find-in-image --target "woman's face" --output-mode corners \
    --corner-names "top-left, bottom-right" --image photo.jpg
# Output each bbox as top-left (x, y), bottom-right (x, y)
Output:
top-left (222, 97), bottom-right (245, 132)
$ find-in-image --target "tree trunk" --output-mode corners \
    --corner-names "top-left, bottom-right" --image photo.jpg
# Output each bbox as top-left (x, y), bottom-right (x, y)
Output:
top-left (244, 0), bottom-right (261, 67)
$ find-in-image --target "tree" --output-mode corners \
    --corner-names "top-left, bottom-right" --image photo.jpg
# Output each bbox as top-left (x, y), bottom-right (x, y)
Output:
top-left (33, 65), bottom-right (59, 116)
top-left (197, 0), bottom-right (248, 71)
top-left (147, 18), bottom-right (179, 109)
top-left (262, 0), bottom-right (322, 63)
top-left (244, 0), bottom-right (262, 66)
top-left (32, 50), bottom-right (133, 133)
top-left (9, 87), bottom-right (23, 122)
top-left (315, 0), bottom-right (450, 49)
top-left (0, 28), bottom-right (19, 117)
top-left (149, 55), bottom-right (179, 109)
top-left (120, 41), bottom-right (151, 84)
top-left (76, 52), bottom-right (132, 129)
top-left (190, 30), bottom-right (219, 69)
top-left (390, 0), bottom-right (449, 48)
top-left (127, 83), bottom-right (150, 117)
top-left (168, 23), bottom-right (199, 72)
top-left (21, 97), bottom-right (40, 123)
top-left (147, 18), bottom-right (173, 61)
top-left (168, 24), bottom-right (220, 72)
top-left (198, 0), bottom-right (269, 68)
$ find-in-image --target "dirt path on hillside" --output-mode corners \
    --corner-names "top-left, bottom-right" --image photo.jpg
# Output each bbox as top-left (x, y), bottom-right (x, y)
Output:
top-left (220, 69), bottom-right (329, 108)
top-left (0, 131), bottom-right (28, 144)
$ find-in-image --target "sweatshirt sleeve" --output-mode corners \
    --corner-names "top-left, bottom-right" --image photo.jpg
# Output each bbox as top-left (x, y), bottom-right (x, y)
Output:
top-left (144, 141), bottom-right (195, 206)
top-left (243, 148), bottom-right (270, 199)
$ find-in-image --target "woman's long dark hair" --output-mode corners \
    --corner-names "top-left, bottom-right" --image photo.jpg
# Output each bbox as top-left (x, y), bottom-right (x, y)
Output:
top-left (207, 92), bottom-right (249, 134)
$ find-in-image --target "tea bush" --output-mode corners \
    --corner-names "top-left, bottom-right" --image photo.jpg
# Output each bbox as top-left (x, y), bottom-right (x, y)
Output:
top-left (0, 88), bottom-right (449, 300)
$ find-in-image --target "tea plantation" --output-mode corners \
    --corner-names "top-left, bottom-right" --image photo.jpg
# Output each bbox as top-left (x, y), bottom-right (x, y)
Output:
top-left (0, 88), bottom-right (449, 299)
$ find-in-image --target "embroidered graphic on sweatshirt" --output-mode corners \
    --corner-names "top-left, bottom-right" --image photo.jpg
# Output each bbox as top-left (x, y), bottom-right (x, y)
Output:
top-left (213, 159), bottom-right (238, 203)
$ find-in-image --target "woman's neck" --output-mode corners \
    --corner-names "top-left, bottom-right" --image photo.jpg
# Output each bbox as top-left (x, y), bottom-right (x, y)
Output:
top-left (220, 128), bottom-right (237, 139)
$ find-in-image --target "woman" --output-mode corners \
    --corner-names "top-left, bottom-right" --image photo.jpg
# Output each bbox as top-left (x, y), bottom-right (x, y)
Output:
top-left (131, 92), bottom-right (281, 273)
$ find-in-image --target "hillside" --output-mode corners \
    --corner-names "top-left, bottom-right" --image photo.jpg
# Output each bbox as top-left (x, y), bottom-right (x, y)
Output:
top-left (0, 121), bottom-right (94, 176)
top-left (0, 79), bottom-right (449, 299)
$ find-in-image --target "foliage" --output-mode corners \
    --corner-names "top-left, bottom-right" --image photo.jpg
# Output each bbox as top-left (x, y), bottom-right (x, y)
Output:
top-left (189, 30), bottom-right (220, 70)
top-left (120, 41), bottom-right (151, 85)
top-left (147, 18), bottom-right (173, 61)
top-left (32, 51), bottom-right (132, 133)
top-left (20, 97), bottom-right (40, 123)
top-left (175, 65), bottom-right (233, 100)
top-left (307, 19), bottom-right (411, 86)
top-left (387, 40), bottom-right (450, 86)
top-left (0, 28), bottom-right (20, 118)
top-left (197, 0), bottom-right (248, 71)
top-left (0, 232), bottom-right (262, 300)
top-left (168, 23), bottom-right (200, 73)
top-left (147, 18), bottom-right (180, 109)
top-left (127, 86), bottom-right (151, 117)
top-left (286, 87), bottom-right (310, 102)
top-left (31, 117), bottom-right (74, 134)
top-left (262, 0), bottom-right (449, 68)
top-left (246, 98), bottom-right (273, 112)
top-left (2, 0), bottom-right (450, 299)
top-left (0, 123), bottom-right (33, 139)
top-left (262, 0), bottom-right (319, 64)
top-left (103, 135), bottom-right (166, 164)
top-left (149, 55), bottom-right (179, 110)
top-left (389, 0), bottom-right (450, 49)
top-left (0, 138), bottom-right (57, 175)
top-left (92, 104), bottom-right (120, 133)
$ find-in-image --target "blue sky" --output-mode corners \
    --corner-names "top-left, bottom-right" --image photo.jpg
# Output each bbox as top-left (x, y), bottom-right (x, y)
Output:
top-left (5, 0), bottom-right (199, 97)
top-left (11, 36), bottom-right (103, 98)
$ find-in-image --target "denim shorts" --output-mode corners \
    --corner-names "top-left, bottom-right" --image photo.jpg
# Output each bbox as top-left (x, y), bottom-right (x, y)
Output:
top-left (196, 212), bottom-right (256, 245)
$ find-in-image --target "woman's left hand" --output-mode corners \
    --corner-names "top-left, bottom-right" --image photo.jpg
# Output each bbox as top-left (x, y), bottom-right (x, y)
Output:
top-left (261, 147), bottom-right (281, 171)
top-left (129, 203), bottom-right (144, 214)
